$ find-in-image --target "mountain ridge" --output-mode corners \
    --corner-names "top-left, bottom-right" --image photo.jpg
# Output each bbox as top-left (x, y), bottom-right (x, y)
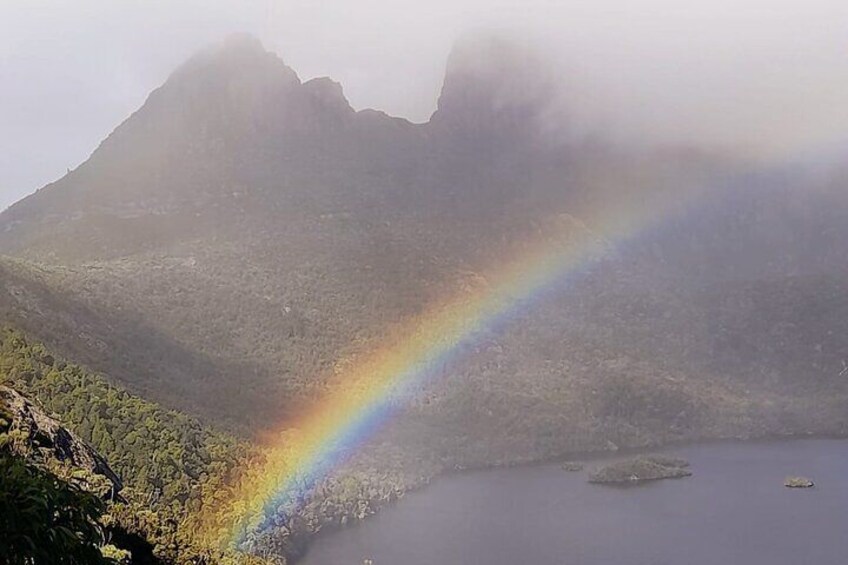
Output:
top-left (0, 33), bottom-right (847, 562)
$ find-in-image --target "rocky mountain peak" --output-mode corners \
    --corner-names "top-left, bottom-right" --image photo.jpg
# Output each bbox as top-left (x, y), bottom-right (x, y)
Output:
top-left (168, 32), bottom-right (299, 88)
top-left (430, 33), bottom-right (558, 139)
top-left (219, 31), bottom-right (266, 54)
top-left (302, 77), bottom-right (354, 117)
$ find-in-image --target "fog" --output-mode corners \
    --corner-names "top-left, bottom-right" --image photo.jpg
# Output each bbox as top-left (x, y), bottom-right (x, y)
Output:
top-left (3, 4), bottom-right (848, 563)
top-left (2, 0), bottom-right (847, 210)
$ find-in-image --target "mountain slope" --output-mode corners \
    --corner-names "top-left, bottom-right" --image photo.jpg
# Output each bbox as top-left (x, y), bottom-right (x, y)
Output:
top-left (0, 33), bottom-right (847, 560)
top-left (1, 31), bottom-right (846, 432)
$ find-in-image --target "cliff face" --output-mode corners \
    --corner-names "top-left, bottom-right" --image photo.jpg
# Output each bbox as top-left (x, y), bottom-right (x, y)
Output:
top-left (0, 385), bottom-right (122, 498)
top-left (430, 34), bottom-right (559, 143)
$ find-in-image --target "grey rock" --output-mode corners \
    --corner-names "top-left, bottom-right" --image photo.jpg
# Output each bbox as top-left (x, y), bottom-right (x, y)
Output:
top-left (0, 385), bottom-right (122, 498)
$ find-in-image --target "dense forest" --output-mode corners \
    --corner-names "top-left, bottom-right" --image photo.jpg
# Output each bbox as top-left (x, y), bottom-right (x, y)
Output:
top-left (0, 328), bottom-right (440, 563)
top-left (0, 328), bottom-right (253, 562)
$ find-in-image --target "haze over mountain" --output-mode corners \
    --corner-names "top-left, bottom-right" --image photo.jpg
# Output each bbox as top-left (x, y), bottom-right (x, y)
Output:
top-left (5, 0), bottom-right (848, 213)
top-left (1, 33), bottom-right (847, 562)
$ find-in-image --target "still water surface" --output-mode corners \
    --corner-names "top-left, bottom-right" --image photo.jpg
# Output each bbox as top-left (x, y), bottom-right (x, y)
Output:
top-left (301, 440), bottom-right (848, 565)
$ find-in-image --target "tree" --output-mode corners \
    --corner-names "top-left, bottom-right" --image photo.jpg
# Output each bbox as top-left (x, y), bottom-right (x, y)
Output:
top-left (0, 452), bottom-right (114, 564)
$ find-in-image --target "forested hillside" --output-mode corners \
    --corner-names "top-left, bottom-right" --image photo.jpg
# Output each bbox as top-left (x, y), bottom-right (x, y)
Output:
top-left (0, 328), bottom-right (251, 562)
top-left (0, 329), bottom-right (448, 563)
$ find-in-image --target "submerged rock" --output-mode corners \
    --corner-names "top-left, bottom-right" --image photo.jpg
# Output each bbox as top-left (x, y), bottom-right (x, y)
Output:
top-left (784, 476), bottom-right (814, 488)
top-left (589, 455), bottom-right (692, 484)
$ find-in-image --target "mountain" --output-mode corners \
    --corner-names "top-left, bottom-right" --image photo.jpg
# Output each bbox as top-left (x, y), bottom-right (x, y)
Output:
top-left (0, 34), bottom-right (416, 260)
top-left (1, 33), bottom-right (847, 562)
top-left (1, 30), bottom-right (846, 434)
top-left (0, 33), bottom-right (611, 426)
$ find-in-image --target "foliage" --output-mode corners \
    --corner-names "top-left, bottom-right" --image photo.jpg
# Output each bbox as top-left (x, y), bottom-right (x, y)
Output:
top-left (0, 451), bottom-right (112, 565)
top-left (0, 328), bottom-right (253, 563)
top-left (0, 328), bottom-right (446, 563)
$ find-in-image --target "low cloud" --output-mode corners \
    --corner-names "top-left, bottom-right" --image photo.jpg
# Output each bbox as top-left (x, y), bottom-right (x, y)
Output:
top-left (2, 0), bottom-right (847, 209)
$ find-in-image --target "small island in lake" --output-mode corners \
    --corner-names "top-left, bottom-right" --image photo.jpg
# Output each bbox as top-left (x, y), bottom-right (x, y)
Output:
top-left (561, 461), bottom-right (584, 472)
top-left (784, 476), bottom-right (814, 488)
top-left (589, 455), bottom-right (692, 484)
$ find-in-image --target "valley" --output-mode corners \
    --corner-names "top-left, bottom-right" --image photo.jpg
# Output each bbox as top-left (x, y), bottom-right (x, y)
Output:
top-left (1, 33), bottom-right (846, 564)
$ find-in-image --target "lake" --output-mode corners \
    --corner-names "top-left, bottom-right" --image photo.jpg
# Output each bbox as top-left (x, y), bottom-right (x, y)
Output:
top-left (301, 439), bottom-right (848, 565)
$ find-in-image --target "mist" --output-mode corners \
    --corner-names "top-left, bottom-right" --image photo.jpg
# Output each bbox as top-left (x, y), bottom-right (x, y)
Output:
top-left (3, 2), bottom-right (848, 564)
top-left (3, 0), bottom-right (848, 211)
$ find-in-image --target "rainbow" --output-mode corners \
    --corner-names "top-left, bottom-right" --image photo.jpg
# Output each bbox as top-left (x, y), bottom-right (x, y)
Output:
top-left (210, 174), bottom-right (707, 551)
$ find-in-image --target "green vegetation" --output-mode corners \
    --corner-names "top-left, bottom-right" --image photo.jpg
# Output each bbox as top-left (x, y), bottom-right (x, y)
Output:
top-left (0, 328), bottom-right (433, 564)
top-left (0, 451), bottom-right (112, 564)
top-left (784, 476), bottom-right (814, 488)
top-left (588, 456), bottom-right (692, 484)
top-left (0, 328), bottom-right (253, 562)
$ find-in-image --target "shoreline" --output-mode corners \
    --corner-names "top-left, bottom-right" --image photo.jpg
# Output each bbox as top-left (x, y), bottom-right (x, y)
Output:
top-left (297, 436), bottom-right (848, 565)
top-left (287, 431), bottom-right (848, 563)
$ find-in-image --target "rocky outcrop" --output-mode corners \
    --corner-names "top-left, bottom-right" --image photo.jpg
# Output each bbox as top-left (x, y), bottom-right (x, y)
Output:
top-left (0, 385), bottom-right (122, 498)
top-left (784, 476), bottom-right (814, 488)
top-left (588, 455), bottom-right (692, 484)
top-left (429, 33), bottom-right (558, 142)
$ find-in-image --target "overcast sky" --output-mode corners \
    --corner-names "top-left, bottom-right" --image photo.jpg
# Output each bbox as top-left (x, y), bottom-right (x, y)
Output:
top-left (2, 0), bottom-right (847, 211)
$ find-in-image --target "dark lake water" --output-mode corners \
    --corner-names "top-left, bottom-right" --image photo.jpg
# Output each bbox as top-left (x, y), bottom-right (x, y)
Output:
top-left (300, 440), bottom-right (848, 565)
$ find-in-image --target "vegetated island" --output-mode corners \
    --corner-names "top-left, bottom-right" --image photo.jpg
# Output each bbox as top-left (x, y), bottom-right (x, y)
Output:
top-left (588, 455), bottom-right (692, 484)
top-left (784, 476), bottom-right (814, 488)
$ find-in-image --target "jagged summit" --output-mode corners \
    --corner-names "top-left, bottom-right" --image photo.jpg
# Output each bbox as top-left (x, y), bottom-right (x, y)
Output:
top-left (188, 32), bottom-right (272, 63)
top-left (430, 33), bottom-right (558, 139)
top-left (167, 32), bottom-right (300, 90)
top-left (220, 31), bottom-right (266, 53)
top-left (302, 77), bottom-right (355, 118)
top-left (0, 35), bottom-right (374, 253)
top-left (0, 33), bottom-right (568, 249)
